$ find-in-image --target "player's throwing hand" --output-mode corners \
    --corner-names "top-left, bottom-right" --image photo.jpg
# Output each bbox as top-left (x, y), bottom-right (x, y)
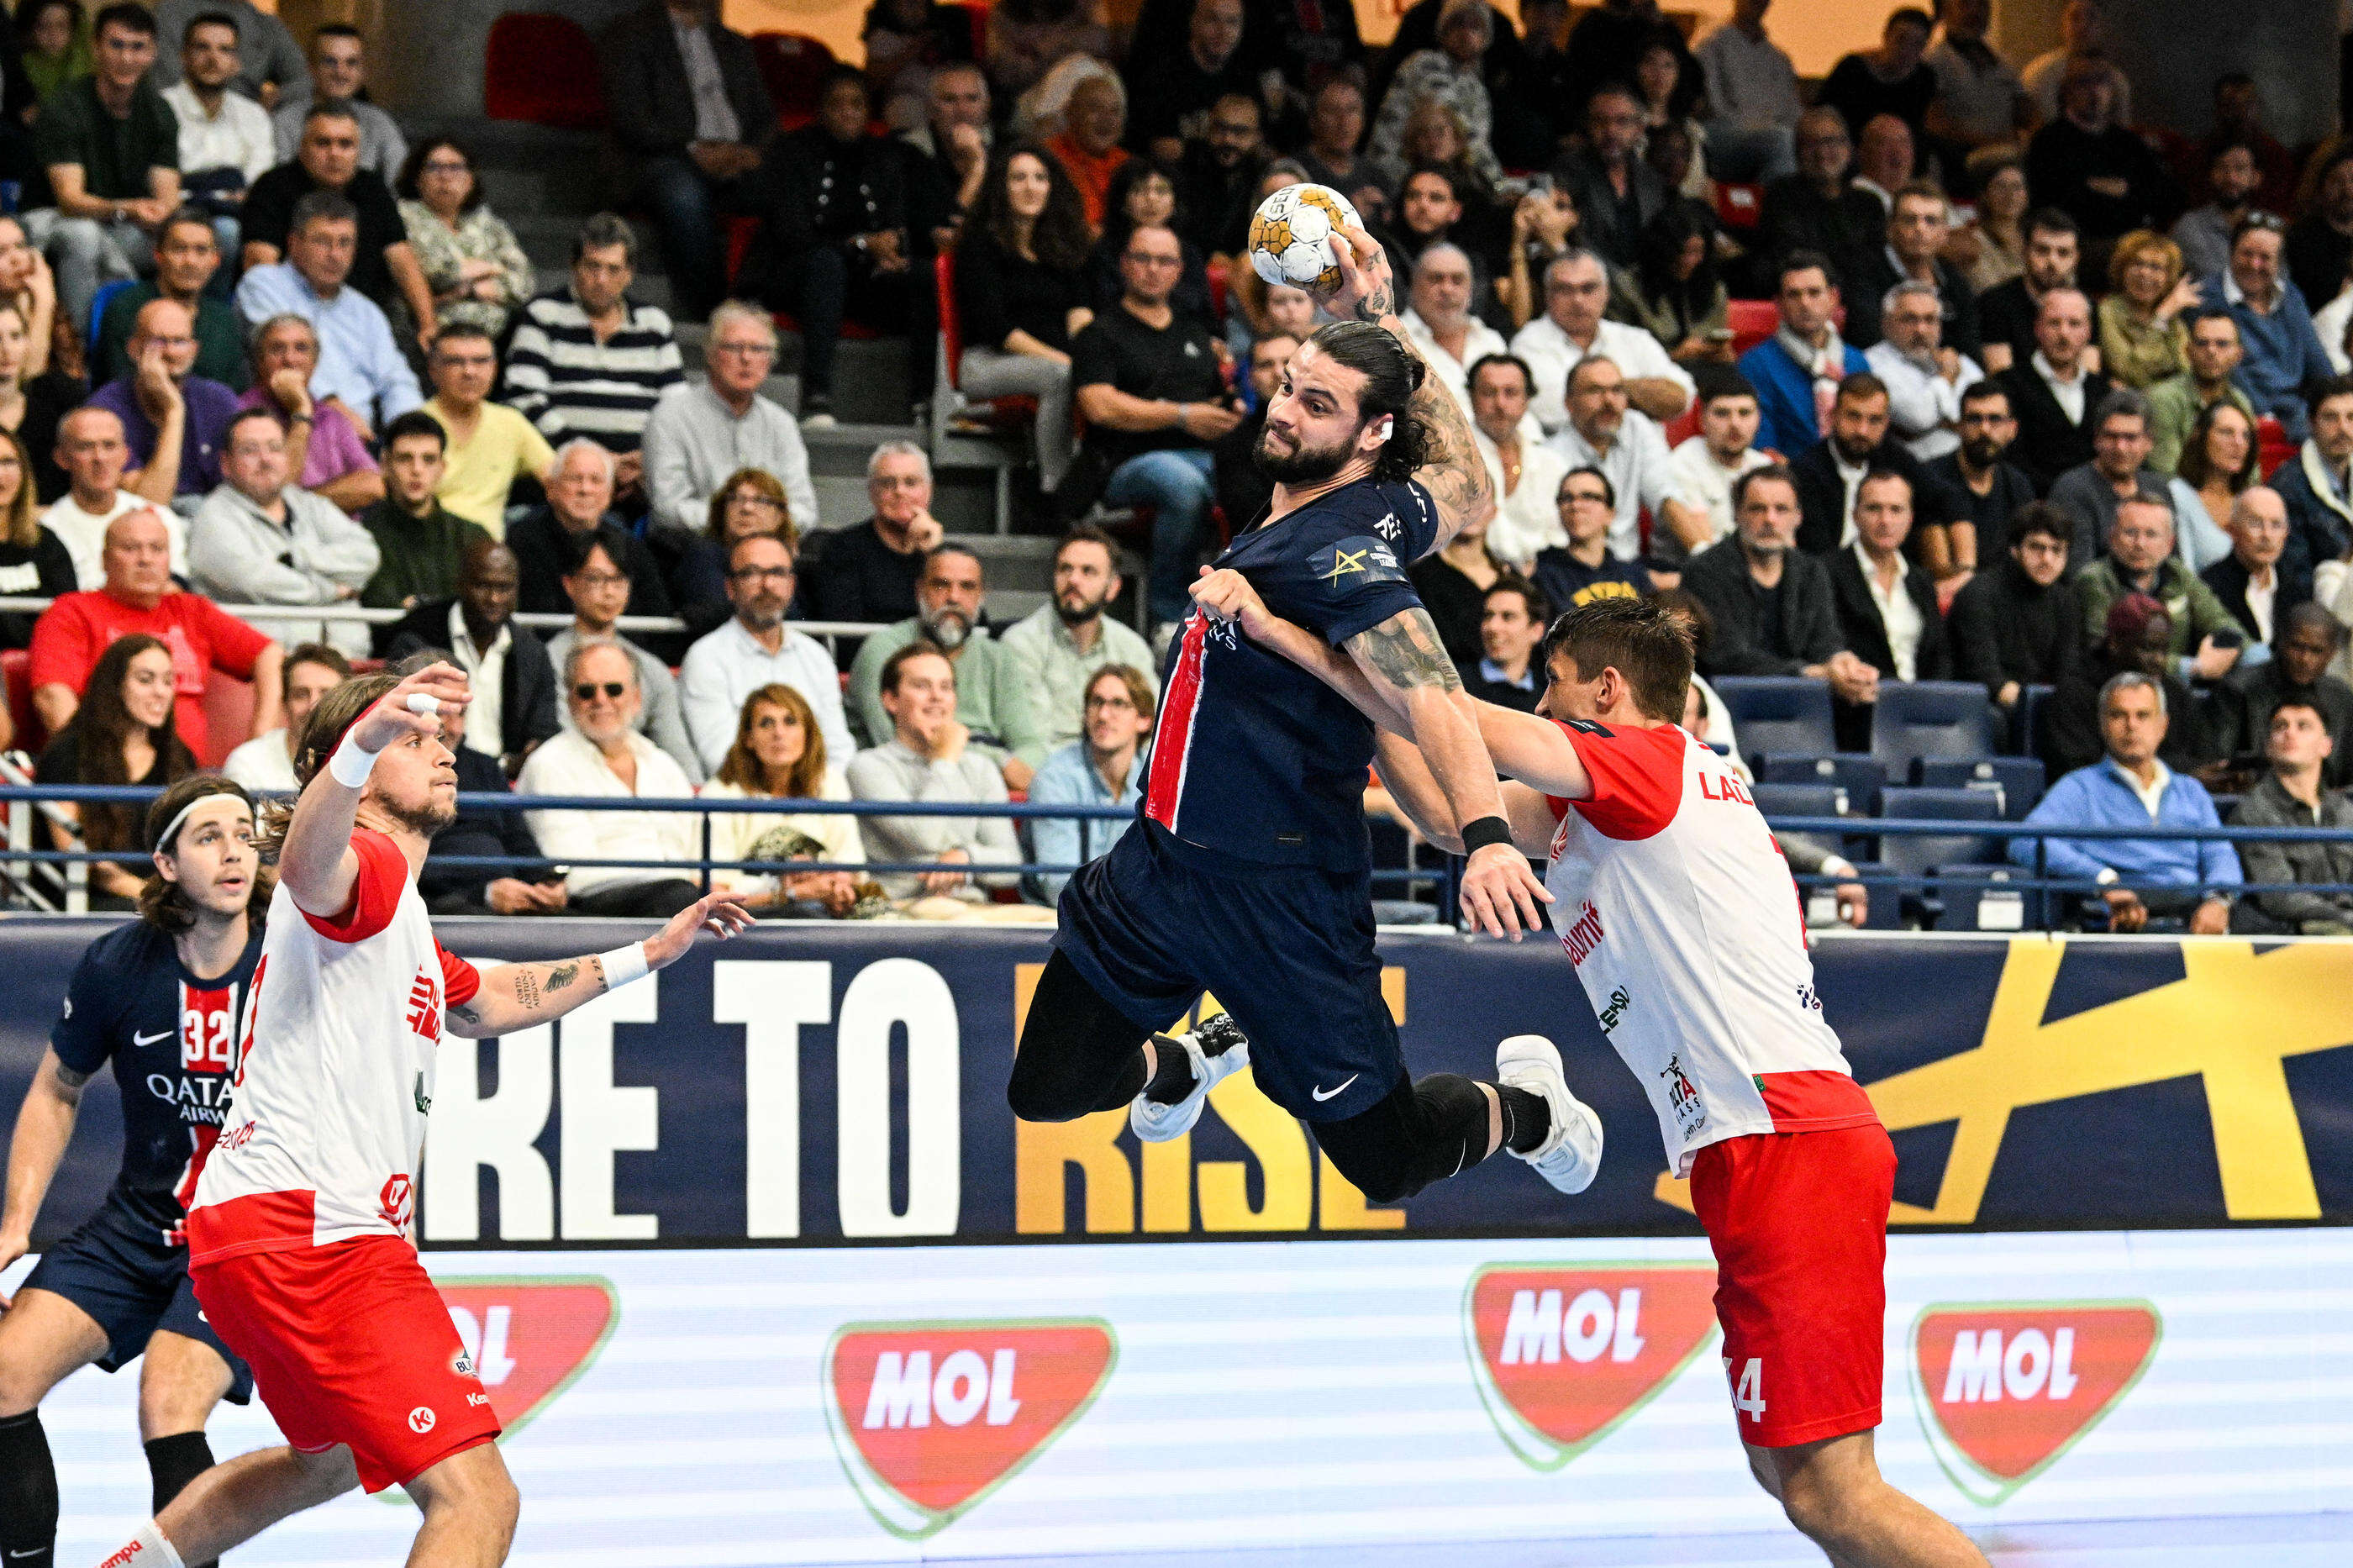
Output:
top-left (644, 890), bottom-right (760, 969)
top-left (349, 661), bottom-right (472, 751)
top-left (1323, 224), bottom-right (1396, 324)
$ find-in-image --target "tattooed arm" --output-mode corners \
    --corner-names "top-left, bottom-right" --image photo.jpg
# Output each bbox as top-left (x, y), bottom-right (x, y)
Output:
top-left (443, 890), bottom-right (756, 1038)
top-left (1325, 225), bottom-right (1496, 551)
top-left (1, 1050), bottom-right (91, 1276)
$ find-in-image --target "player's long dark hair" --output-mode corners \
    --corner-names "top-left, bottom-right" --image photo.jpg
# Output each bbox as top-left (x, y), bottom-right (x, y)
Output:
top-left (139, 774), bottom-right (272, 934)
top-left (1308, 320), bottom-right (1429, 483)
top-left (253, 671), bottom-right (401, 864)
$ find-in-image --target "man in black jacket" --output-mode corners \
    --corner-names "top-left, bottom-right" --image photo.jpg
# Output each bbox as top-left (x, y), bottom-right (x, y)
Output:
top-left (2214, 603), bottom-right (2353, 785)
top-left (755, 67), bottom-right (911, 424)
top-left (384, 539), bottom-right (561, 778)
top-left (1753, 108), bottom-right (1884, 288)
top-left (1788, 372), bottom-right (1954, 565)
top-left (2040, 591), bottom-right (2221, 781)
top-left (1682, 465), bottom-right (1878, 711)
top-left (1829, 470), bottom-right (1950, 683)
top-left (1840, 182), bottom-right (1982, 358)
top-left (1950, 501), bottom-right (2079, 711)
top-left (597, 0), bottom-right (776, 321)
top-left (2200, 486), bottom-right (2308, 651)
top-left (1974, 208), bottom-right (2080, 375)
top-left (1992, 287), bottom-right (2110, 492)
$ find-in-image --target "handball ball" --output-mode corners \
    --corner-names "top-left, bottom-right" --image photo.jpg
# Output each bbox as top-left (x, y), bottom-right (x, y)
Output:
top-left (1247, 183), bottom-right (1363, 297)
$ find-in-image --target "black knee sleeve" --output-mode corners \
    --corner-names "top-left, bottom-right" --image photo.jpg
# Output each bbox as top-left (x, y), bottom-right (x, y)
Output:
top-left (1314, 1073), bottom-right (1492, 1206)
top-left (0, 1408), bottom-right (57, 1568)
top-left (1007, 952), bottom-right (1155, 1123)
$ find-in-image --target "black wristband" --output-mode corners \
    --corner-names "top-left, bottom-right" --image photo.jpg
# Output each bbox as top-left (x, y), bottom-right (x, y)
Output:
top-left (1460, 815), bottom-right (1513, 855)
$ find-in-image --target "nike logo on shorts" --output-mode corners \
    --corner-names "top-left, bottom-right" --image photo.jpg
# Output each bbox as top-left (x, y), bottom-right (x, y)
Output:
top-left (132, 1029), bottom-right (174, 1047)
top-left (1311, 1074), bottom-right (1360, 1102)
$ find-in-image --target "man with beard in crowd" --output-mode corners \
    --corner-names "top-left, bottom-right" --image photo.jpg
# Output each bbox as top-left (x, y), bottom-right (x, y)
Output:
top-left (999, 524), bottom-right (1158, 765)
top-left (848, 543), bottom-right (1045, 790)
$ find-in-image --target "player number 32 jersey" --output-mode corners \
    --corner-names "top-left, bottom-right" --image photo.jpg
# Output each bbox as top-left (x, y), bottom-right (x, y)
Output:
top-left (187, 830), bottom-right (480, 1263)
top-left (1542, 720), bottom-right (1878, 1175)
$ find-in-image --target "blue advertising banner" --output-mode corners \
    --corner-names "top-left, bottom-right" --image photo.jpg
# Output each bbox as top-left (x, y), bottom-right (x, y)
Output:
top-left (3, 919), bottom-right (2349, 1246)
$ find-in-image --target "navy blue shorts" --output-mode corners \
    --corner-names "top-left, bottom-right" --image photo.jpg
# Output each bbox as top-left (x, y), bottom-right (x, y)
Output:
top-left (21, 1196), bottom-right (254, 1403)
top-left (1052, 822), bottom-right (1404, 1121)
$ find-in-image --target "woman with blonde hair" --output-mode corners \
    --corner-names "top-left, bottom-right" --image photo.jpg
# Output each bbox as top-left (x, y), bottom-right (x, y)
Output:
top-left (672, 466), bottom-right (797, 625)
top-left (2098, 230), bottom-right (2203, 388)
top-left (702, 683), bottom-right (865, 918)
top-left (0, 425), bottom-right (75, 649)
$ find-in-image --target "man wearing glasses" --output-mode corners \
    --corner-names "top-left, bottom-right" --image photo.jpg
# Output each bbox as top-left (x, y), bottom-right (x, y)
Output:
top-left (89, 295), bottom-right (242, 502)
top-left (1508, 248), bottom-right (1692, 436)
top-left (1534, 466), bottom-right (1653, 613)
top-left (642, 300), bottom-right (819, 541)
top-left (679, 530), bottom-right (855, 774)
top-left (1072, 223), bottom-right (1237, 628)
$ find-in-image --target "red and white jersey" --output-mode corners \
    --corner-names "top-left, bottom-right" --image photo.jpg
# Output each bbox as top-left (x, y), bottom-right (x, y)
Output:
top-left (185, 829), bottom-right (479, 1265)
top-left (1540, 719), bottom-right (1877, 1176)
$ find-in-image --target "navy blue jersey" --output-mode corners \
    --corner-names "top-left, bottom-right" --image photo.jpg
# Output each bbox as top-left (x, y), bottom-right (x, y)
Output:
top-left (50, 920), bottom-right (263, 1235)
top-left (1143, 476), bottom-right (1443, 873)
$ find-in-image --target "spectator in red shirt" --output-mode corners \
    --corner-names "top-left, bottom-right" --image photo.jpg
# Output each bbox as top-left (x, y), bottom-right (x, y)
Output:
top-left (28, 506), bottom-right (282, 759)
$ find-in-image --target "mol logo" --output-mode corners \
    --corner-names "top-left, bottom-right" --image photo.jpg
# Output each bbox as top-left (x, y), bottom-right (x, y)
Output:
top-left (1910, 1301), bottom-right (2161, 1504)
top-left (1464, 1265), bottom-right (1719, 1470)
top-left (436, 1277), bottom-right (619, 1435)
top-left (824, 1319), bottom-right (1116, 1539)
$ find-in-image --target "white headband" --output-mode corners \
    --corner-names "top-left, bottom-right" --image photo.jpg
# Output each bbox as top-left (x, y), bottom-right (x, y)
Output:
top-left (154, 786), bottom-right (250, 857)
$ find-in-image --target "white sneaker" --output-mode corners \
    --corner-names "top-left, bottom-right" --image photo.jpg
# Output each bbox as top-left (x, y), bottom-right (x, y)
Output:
top-left (1130, 1013), bottom-right (1251, 1143)
top-left (1495, 1034), bottom-right (1604, 1194)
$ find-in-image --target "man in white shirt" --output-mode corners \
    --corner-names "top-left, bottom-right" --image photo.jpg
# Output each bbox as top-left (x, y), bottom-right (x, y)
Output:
top-left (1397, 244), bottom-right (1512, 428)
top-left (161, 11), bottom-right (274, 261)
top-left (1865, 279), bottom-right (1982, 462)
top-left (1543, 356), bottom-right (1703, 562)
top-left (519, 639), bottom-right (706, 918)
top-left (187, 410), bottom-right (380, 656)
top-left (1508, 249), bottom-right (1694, 434)
top-left (1466, 353), bottom-right (1570, 571)
top-left (1693, 0), bottom-right (1800, 182)
top-left (679, 531), bottom-right (854, 773)
top-left (222, 642), bottom-right (348, 792)
top-left (1829, 471), bottom-right (1948, 686)
top-left (1665, 370), bottom-right (1774, 556)
top-left (40, 407), bottom-right (187, 587)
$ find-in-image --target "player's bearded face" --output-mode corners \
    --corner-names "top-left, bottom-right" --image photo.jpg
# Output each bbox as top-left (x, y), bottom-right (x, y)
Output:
top-left (369, 744), bottom-right (459, 837)
top-left (1255, 412), bottom-right (1362, 482)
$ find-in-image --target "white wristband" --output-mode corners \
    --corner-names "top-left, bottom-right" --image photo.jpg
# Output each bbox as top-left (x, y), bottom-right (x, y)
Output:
top-left (326, 730), bottom-right (382, 788)
top-left (597, 943), bottom-right (649, 989)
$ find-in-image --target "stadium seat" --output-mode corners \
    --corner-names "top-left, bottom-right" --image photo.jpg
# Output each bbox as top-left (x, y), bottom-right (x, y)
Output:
top-left (199, 676), bottom-right (255, 770)
top-left (1755, 751), bottom-right (1886, 805)
top-left (483, 13), bottom-right (606, 130)
top-left (2257, 416), bottom-right (2294, 480)
top-left (87, 277), bottom-right (134, 358)
top-left (2012, 682), bottom-right (2054, 755)
top-left (2, 648), bottom-right (37, 752)
top-left (1750, 781), bottom-right (1849, 821)
top-left (1714, 182), bottom-right (1762, 231)
top-left (1726, 297), bottom-right (1778, 358)
top-left (1912, 755), bottom-right (2045, 819)
top-left (1927, 862), bottom-right (2039, 931)
top-left (1871, 680), bottom-right (1998, 772)
top-left (1713, 675), bottom-right (1834, 757)
top-left (1872, 786), bottom-right (2006, 928)
top-left (1661, 403), bottom-right (1701, 447)
top-left (750, 33), bottom-right (836, 131)
top-left (934, 252), bottom-right (1037, 429)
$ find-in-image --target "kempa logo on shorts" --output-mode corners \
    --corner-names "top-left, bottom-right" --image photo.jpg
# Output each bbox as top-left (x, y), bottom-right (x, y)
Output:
top-left (1908, 1300), bottom-right (2161, 1505)
top-left (408, 1406), bottom-right (436, 1434)
top-left (823, 1318), bottom-right (1116, 1540)
top-left (1463, 1264), bottom-right (1719, 1471)
top-left (435, 1276), bottom-right (620, 1437)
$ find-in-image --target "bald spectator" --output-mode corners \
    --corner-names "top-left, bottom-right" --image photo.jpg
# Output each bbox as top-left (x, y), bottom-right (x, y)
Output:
top-left (1992, 287), bottom-right (2112, 491)
top-left (39, 406), bottom-right (188, 588)
top-left (234, 311), bottom-right (383, 513)
top-left (1850, 113), bottom-right (1916, 215)
top-left (187, 408), bottom-right (380, 656)
top-left (383, 537), bottom-right (560, 776)
top-left (2201, 486), bottom-right (2307, 652)
top-left (1398, 243), bottom-right (1512, 428)
top-left (506, 438), bottom-right (671, 619)
top-left (87, 295), bottom-right (240, 502)
top-left (29, 506), bottom-right (282, 754)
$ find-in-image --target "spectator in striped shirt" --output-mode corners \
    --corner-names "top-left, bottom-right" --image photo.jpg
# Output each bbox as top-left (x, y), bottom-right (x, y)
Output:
top-left (502, 213), bottom-right (685, 502)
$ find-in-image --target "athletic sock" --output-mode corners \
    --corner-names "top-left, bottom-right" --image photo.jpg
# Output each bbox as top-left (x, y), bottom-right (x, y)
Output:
top-left (144, 1434), bottom-right (217, 1568)
top-left (0, 1408), bottom-right (57, 1568)
top-left (1141, 1013), bottom-right (1249, 1105)
top-left (1498, 1084), bottom-right (1551, 1155)
top-left (92, 1520), bottom-right (183, 1568)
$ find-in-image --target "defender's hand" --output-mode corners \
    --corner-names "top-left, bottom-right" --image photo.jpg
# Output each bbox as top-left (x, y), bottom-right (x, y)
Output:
top-left (1460, 842), bottom-right (1552, 940)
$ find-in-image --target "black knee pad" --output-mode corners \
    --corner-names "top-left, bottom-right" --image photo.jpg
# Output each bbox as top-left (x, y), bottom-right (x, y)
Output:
top-left (1316, 1073), bottom-right (1492, 1206)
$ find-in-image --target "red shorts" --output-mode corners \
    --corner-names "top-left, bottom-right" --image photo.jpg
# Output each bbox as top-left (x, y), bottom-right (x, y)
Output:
top-left (1688, 1121), bottom-right (1895, 1449)
top-left (192, 1235), bottom-right (501, 1493)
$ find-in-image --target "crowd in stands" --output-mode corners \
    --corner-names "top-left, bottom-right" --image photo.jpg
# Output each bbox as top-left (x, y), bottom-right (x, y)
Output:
top-left (1, 0), bottom-right (2351, 928)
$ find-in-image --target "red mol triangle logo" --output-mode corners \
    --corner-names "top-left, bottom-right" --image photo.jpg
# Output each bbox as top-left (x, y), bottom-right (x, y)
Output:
top-left (824, 1319), bottom-right (1117, 1539)
top-left (438, 1277), bottom-right (619, 1435)
top-left (1910, 1301), bottom-right (2161, 1504)
top-left (1464, 1264), bottom-right (1719, 1469)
